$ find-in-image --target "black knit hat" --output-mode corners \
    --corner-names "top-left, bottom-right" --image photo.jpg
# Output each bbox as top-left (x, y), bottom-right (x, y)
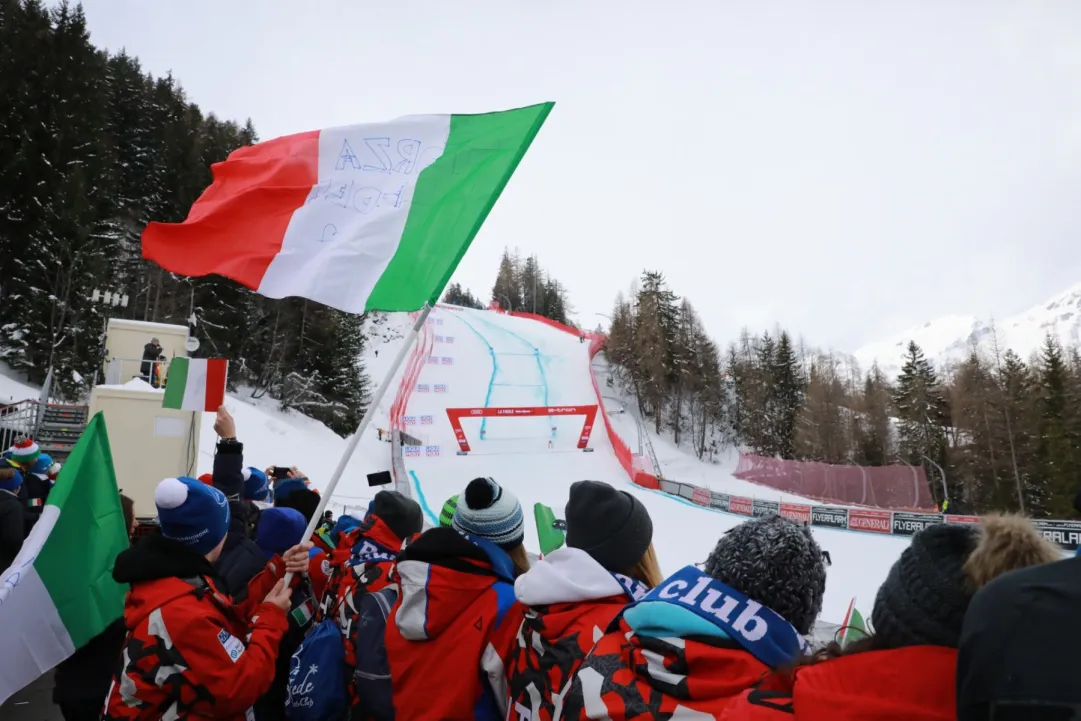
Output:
top-left (565, 481), bottom-right (653, 573)
top-left (872, 523), bottom-right (980, 649)
top-left (368, 490), bottom-right (424, 541)
top-left (274, 487), bottom-right (321, 523)
top-left (703, 514), bottom-right (826, 635)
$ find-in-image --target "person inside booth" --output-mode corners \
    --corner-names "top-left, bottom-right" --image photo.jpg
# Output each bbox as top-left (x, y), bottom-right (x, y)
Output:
top-left (140, 337), bottom-right (166, 388)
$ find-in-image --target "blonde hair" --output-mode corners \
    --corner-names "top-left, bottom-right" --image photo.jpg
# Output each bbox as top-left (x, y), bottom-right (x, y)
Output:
top-left (620, 543), bottom-right (663, 589)
top-left (506, 544), bottom-right (532, 578)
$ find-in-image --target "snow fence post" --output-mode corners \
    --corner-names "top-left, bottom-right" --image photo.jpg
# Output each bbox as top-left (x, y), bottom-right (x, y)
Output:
top-left (283, 303), bottom-right (433, 585)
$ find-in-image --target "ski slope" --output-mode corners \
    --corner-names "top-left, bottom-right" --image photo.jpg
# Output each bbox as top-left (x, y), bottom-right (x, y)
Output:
top-left (591, 355), bottom-right (820, 505)
top-left (3, 312), bottom-right (914, 628)
top-left (395, 307), bottom-right (912, 627)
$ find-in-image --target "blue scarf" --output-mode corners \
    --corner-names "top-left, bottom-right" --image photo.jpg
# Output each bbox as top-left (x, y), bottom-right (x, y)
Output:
top-left (626, 565), bottom-right (810, 669)
top-left (613, 572), bottom-right (650, 601)
top-left (349, 538), bottom-right (398, 566)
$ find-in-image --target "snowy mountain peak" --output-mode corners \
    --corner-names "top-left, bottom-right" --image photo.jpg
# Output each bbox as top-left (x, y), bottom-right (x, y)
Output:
top-left (854, 283), bottom-right (1081, 378)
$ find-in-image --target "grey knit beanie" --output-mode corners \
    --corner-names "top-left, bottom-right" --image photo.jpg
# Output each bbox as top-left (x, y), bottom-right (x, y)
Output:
top-left (453, 477), bottom-right (525, 551)
top-left (703, 514), bottom-right (826, 635)
top-left (871, 523), bottom-right (980, 649)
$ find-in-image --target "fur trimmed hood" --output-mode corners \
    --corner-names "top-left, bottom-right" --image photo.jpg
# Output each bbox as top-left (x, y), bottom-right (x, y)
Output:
top-left (963, 513), bottom-right (1063, 591)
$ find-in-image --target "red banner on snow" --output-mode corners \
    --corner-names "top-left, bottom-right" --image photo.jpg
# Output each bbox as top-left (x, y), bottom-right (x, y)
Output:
top-left (729, 496), bottom-right (753, 516)
top-left (780, 503), bottom-right (812, 525)
top-left (847, 508), bottom-right (892, 534)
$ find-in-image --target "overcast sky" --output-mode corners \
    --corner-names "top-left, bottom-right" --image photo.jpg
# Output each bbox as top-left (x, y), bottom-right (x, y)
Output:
top-left (75, 0), bottom-right (1081, 353)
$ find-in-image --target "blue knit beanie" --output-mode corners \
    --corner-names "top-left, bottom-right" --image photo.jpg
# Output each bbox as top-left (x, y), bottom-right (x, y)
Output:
top-left (29, 453), bottom-right (54, 479)
top-left (0, 467), bottom-right (23, 493)
top-left (331, 514), bottom-right (361, 538)
top-left (155, 477), bottom-right (230, 556)
top-left (242, 467), bottom-right (270, 502)
top-left (453, 477), bottom-right (525, 551)
top-left (256, 507), bottom-right (307, 559)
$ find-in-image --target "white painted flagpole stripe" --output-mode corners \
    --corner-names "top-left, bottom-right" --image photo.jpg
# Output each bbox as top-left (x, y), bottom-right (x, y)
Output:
top-left (257, 115), bottom-right (451, 313)
top-left (182, 358), bottom-right (209, 411)
top-left (0, 505), bottom-right (75, 703)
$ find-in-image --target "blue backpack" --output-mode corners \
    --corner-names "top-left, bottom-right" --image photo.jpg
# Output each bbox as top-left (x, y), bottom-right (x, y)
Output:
top-left (352, 586), bottom-right (398, 721)
top-left (285, 619), bottom-right (349, 721)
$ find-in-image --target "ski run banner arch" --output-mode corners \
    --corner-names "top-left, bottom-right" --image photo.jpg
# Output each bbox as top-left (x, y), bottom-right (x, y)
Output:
top-left (446, 405), bottom-right (598, 453)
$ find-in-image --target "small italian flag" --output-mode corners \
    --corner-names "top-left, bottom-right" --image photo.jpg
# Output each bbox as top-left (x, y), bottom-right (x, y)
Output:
top-left (838, 597), bottom-right (868, 646)
top-left (291, 598), bottom-right (315, 627)
top-left (142, 104), bottom-right (554, 314)
top-left (162, 357), bottom-right (228, 412)
top-left (0, 413), bottom-right (128, 704)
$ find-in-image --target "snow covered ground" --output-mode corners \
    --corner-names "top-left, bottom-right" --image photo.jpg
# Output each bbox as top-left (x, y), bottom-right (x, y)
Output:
top-left (590, 355), bottom-right (821, 506)
top-left (398, 306), bottom-right (910, 626)
top-left (4, 309), bottom-right (910, 628)
top-left (0, 363), bottom-right (44, 405)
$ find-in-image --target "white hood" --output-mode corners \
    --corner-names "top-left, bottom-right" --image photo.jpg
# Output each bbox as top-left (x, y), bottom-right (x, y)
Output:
top-left (514, 547), bottom-right (624, 606)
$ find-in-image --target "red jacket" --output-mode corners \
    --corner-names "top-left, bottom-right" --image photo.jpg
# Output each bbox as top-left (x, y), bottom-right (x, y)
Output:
top-left (102, 534), bottom-right (290, 721)
top-left (506, 548), bottom-right (647, 721)
top-left (316, 516), bottom-right (405, 705)
top-left (319, 517), bottom-right (402, 645)
top-left (721, 646), bottom-right (958, 721)
top-left (561, 566), bottom-right (810, 720)
top-left (386, 527), bottom-right (524, 721)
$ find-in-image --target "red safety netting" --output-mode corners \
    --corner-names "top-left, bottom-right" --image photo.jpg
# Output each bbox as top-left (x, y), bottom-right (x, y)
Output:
top-left (733, 453), bottom-right (936, 510)
top-left (586, 335), bottom-right (659, 490)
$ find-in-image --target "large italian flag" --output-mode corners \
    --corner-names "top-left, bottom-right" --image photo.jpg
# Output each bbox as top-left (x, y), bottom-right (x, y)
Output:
top-left (142, 103), bottom-right (554, 314)
top-left (0, 413), bottom-right (128, 703)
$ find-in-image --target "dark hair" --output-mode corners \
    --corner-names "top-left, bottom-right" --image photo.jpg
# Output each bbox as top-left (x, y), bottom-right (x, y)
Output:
top-left (119, 493), bottom-right (135, 537)
top-left (773, 632), bottom-right (888, 687)
top-left (276, 488), bottom-right (320, 523)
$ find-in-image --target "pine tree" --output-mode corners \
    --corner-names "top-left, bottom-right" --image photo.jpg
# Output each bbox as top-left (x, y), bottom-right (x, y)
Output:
top-left (442, 282), bottom-right (484, 309)
top-left (796, 352), bottom-right (847, 463)
top-left (634, 271), bottom-right (680, 434)
top-left (0, 4), bottom-right (373, 421)
top-left (490, 248), bottom-right (523, 311)
top-left (1035, 334), bottom-right (1079, 517)
top-left (854, 364), bottom-right (893, 466)
top-left (893, 341), bottom-right (949, 504)
top-left (520, 255), bottom-right (541, 314)
top-left (950, 350), bottom-right (1004, 510)
top-left (770, 331), bottom-right (804, 459)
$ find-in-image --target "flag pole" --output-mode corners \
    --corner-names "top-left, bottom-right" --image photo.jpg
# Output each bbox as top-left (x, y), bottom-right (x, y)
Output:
top-left (284, 302), bottom-right (433, 584)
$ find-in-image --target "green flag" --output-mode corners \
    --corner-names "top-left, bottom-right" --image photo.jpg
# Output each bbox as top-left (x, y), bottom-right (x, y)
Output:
top-left (838, 598), bottom-right (868, 646)
top-left (534, 503), bottom-right (566, 556)
top-left (0, 413), bottom-right (128, 703)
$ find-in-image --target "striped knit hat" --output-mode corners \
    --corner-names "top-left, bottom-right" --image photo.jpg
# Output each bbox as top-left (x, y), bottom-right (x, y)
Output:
top-left (453, 477), bottom-right (524, 551)
top-left (8, 438), bottom-right (40, 466)
top-left (439, 494), bottom-right (460, 527)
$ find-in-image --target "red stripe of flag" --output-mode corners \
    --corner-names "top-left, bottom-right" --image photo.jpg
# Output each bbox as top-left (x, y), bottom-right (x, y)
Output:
top-left (141, 131), bottom-right (320, 290)
top-left (204, 359), bottom-right (228, 412)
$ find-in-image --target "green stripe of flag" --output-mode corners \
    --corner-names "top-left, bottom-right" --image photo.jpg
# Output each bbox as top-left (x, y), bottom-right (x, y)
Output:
top-left (162, 357), bottom-right (189, 409)
top-left (35, 413), bottom-right (128, 648)
top-left (364, 102), bottom-right (554, 311)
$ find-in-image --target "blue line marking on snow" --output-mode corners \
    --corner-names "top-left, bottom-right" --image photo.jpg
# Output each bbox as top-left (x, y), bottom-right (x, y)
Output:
top-left (409, 470), bottom-right (440, 526)
top-left (466, 312), bottom-right (554, 436)
top-left (452, 313), bottom-right (499, 436)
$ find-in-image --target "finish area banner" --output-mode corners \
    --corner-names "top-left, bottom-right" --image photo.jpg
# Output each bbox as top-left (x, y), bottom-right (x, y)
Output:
top-left (445, 405), bottom-right (598, 452)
